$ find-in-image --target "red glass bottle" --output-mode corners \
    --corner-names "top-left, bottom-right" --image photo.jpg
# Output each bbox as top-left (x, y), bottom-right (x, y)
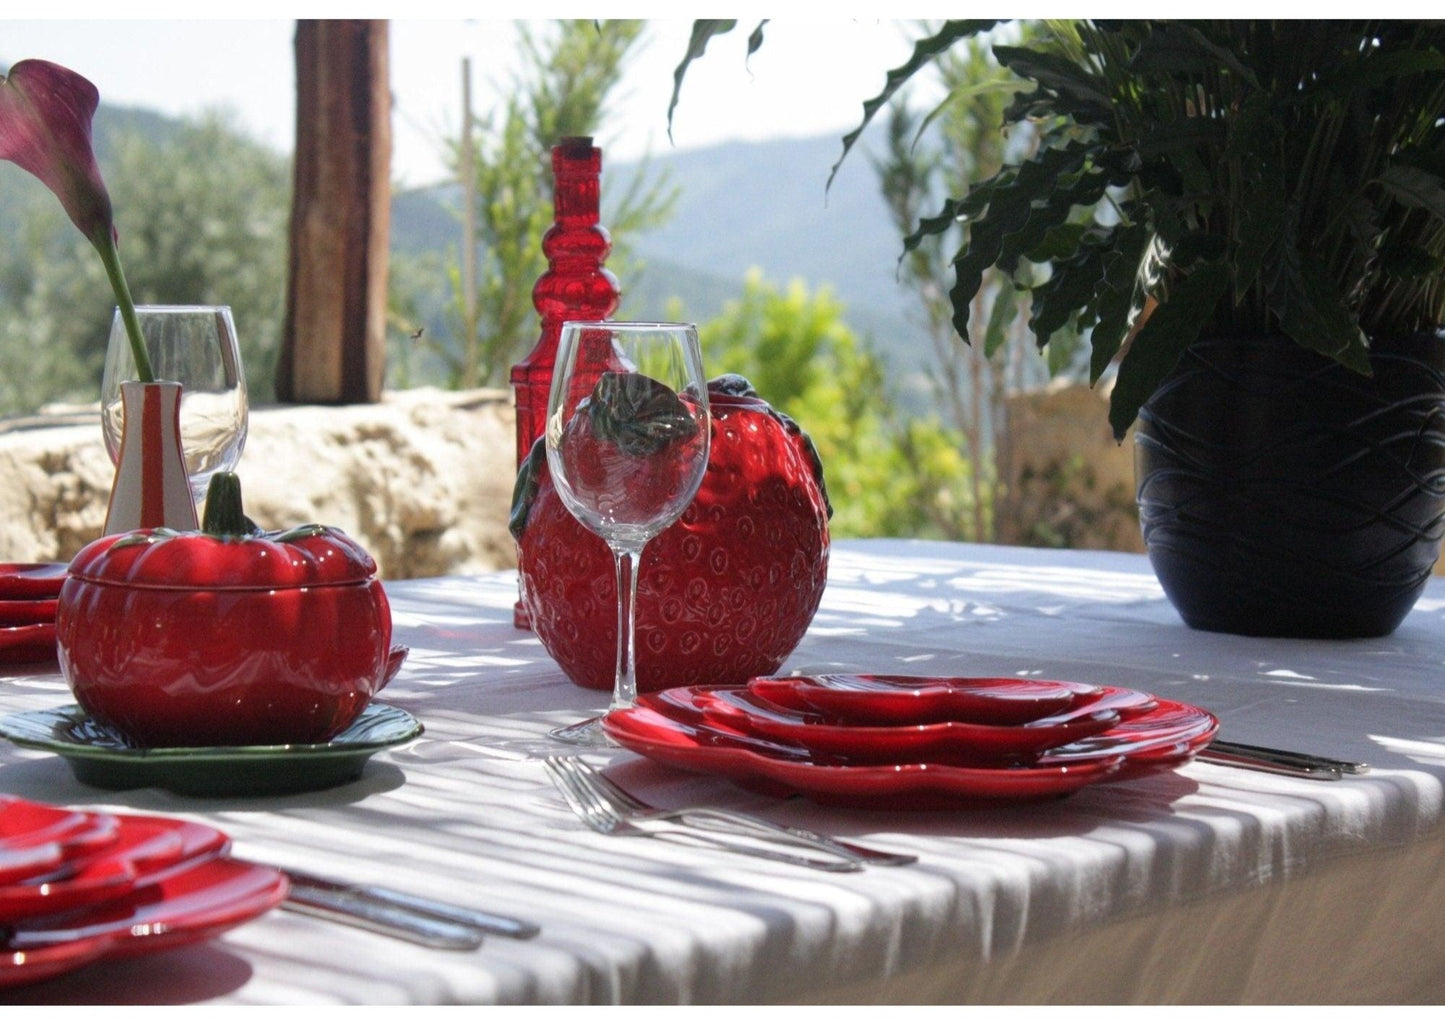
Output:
top-left (510, 136), bottom-right (621, 469)
top-left (511, 136), bottom-right (620, 626)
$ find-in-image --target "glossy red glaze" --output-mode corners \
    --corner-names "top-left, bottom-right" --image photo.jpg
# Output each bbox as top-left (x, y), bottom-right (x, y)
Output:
top-left (747, 674), bottom-right (1084, 726)
top-left (601, 700), bottom-right (1125, 809)
top-left (0, 561), bottom-right (66, 599)
top-left (0, 797), bottom-right (120, 884)
top-left (601, 687), bottom-right (1217, 809)
top-left (516, 377), bottom-right (831, 691)
top-left (0, 855), bottom-right (287, 988)
top-left (510, 136), bottom-right (620, 470)
top-left (684, 685), bottom-right (1121, 762)
top-left (57, 525), bottom-right (391, 748)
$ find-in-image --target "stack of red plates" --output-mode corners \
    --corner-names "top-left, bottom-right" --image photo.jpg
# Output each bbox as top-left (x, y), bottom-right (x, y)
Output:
top-left (601, 674), bottom-right (1218, 809)
top-left (1, 795), bottom-right (287, 989)
top-left (0, 563), bottom-right (66, 665)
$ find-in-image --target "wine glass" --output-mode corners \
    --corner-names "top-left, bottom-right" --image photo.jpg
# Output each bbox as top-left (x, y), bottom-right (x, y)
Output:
top-left (100, 305), bottom-right (249, 513)
top-left (545, 321), bottom-right (711, 745)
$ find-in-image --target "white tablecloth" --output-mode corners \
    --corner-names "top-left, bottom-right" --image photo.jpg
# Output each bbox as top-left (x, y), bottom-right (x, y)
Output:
top-left (5, 538), bottom-right (1445, 1004)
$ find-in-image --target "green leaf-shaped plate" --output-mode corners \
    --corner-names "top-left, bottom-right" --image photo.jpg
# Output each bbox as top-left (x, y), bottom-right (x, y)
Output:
top-left (0, 703), bottom-right (422, 796)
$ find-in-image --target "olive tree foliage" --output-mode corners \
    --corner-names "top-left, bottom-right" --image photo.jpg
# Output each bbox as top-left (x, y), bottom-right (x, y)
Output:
top-left (867, 31), bottom-right (1040, 543)
top-left (695, 271), bottom-right (979, 540)
top-left (391, 19), bottom-right (676, 390)
top-left (0, 113), bottom-right (290, 416)
top-left (873, 27), bottom-right (1085, 542)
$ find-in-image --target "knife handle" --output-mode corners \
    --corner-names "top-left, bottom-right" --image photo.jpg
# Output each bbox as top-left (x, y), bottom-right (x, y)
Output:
top-left (282, 887), bottom-right (485, 950)
top-left (1202, 740), bottom-right (1369, 780)
top-left (277, 867), bottom-right (541, 940)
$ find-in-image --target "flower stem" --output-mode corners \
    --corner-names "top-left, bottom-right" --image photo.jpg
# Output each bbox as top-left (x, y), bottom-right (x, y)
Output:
top-left (92, 229), bottom-right (155, 383)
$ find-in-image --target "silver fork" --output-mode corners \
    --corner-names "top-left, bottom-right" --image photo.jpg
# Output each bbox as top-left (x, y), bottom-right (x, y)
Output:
top-left (548, 756), bottom-right (917, 867)
top-left (543, 757), bottom-right (862, 872)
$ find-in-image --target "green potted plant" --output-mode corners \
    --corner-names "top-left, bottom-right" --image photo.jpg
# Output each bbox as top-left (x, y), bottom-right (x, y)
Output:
top-left (673, 20), bottom-right (1445, 637)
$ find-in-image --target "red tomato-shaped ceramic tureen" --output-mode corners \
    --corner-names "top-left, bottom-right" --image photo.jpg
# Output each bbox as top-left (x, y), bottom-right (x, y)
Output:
top-left (57, 473), bottom-right (393, 747)
top-left (511, 374), bottom-right (832, 691)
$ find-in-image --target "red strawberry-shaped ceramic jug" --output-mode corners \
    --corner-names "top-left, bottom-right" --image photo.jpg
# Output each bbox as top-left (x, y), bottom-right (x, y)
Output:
top-left (511, 374), bottom-right (832, 691)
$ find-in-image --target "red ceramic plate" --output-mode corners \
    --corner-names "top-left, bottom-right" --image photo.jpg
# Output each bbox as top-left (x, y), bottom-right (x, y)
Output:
top-left (1, 932), bottom-right (116, 989)
top-left (1046, 698), bottom-right (1219, 779)
top-left (0, 564), bottom-right (66, 601)
top-left (0, 599), bottom-right (58, 627)
top-left (0, 798), bottom-right (120, 885)
top-left (1, 814), bottom-right (231, 923)
top-left (602, 701), bottom-right (1126, 809)
top-left (0, 855), bottom-right (286, 989)
top-left (746, 674), bottom-right (1090, 726)
top-left (676, 685), bottom-right (1123, 762)
top-left (0, 623), bottom-right (57, 665)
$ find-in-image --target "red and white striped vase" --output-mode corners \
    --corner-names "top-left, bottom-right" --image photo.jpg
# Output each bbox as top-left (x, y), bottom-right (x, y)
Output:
top-left (103, 380), bottom-right (198, 535)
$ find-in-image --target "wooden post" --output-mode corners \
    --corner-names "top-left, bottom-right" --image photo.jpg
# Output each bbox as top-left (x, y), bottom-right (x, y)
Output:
top-left (276, 19), bottom-right (391, 404)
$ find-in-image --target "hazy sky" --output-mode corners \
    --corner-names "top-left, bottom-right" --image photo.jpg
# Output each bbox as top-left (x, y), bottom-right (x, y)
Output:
top-left (1, 11), bottom-right (930, 188)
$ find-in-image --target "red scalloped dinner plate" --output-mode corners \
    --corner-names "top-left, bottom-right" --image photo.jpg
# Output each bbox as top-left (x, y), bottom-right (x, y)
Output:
top-left (0, 623), bottom-right (57, 665)
top-left (605, 686), bottom-right (1219, 808)
top-left (0, 564), bottom-right (66, 601)
top-left (1044, 698), bottom-right (1219, 778)
top-left (0, 599), bottom-right (58, 628)
top-left (1, 931), bottom-right (117, 989)
top-left (1, 856), bottom-right (286, 988)
top-left (602, 700), bottom-right (1127, 809)
top-left (0, 799), bottom-right (120, 886)
top-left (1, 814), bottom-right (231, 923)
top-left (675, 685), bottom-right (1123, 762)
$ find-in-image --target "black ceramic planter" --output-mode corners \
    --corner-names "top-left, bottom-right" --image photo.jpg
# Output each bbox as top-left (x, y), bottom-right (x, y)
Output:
top-left (1135, 332), bottom-right (1445, 637)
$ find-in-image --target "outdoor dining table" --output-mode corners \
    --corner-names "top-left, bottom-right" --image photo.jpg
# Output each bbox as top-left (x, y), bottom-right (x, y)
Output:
top-left (4, 536), bottom-right (1445, 1004)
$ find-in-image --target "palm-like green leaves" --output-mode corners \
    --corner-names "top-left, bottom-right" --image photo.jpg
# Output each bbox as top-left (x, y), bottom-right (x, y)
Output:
top-left (891, 20), bottom-right (1445, 437)
top-left (670, 21), bottom-right (1445, 439)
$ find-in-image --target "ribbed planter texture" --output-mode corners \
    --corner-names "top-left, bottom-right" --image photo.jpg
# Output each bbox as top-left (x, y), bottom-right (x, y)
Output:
top-left (1135, 332), bottom-right (1445, 637)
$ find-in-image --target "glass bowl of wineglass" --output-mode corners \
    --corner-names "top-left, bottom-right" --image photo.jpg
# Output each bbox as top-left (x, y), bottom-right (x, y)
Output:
top-left (545, 321), bottom-right (711, 745)
top-left (100, 305), bottom-right (248, 513)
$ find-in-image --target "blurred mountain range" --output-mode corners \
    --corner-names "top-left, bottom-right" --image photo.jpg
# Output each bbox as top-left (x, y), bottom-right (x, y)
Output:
top-left (1, 97), bottom-right (936, 389)
top-left (394, 133), bottom-right (936, 384)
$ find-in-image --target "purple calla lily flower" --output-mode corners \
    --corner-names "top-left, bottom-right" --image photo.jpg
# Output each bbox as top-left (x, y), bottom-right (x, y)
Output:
top-left (1, 59), bottom-right (153, 381)
top-left (0, 59), bottom-right (114, 244)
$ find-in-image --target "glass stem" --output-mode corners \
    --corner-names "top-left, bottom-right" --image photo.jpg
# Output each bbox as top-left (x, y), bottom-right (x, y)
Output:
top-left (611, 542), bottom-right (644, 712)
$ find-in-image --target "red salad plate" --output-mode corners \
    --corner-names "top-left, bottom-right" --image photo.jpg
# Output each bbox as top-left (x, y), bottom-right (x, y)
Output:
top-left (0, 564), bottom-right (66, 601)
top-left (674, 685), bottom-right (1123, 762)
top-left (1, 815), bottom-right (231, 923)
top-left (0, 931), bottom-right (116, 989)
top-left (0, 623), bottom-right (58, 665)
top-left (1, 854), bottom-right (286, 989)
top-left (0, 599), bottom-right (58, 627)
top-left (1043, 698), bottom-right (1219, 777)
top-left (746, 674), bottom-right (1087, 726)
top-left (0, 798), bottom-right (120, 885)
top-left (602, 699), bottom-right (1127, 809)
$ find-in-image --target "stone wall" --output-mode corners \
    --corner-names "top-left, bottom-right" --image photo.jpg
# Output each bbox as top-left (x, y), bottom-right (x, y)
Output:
top-left (999, 382), bottom-right (1145, 554)
top-left (0, 387), bottom-right (519, 579)
top-left (22, 381), bottom-right (1430, 579)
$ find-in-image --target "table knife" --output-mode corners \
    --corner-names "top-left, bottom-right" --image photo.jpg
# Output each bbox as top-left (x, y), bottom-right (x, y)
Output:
top-left (1199, 739), bottom-right (1369, 780)
top-left (275, 867), bottom-right (540, 943)
top-left (279, 884), bottom-right (486, 950)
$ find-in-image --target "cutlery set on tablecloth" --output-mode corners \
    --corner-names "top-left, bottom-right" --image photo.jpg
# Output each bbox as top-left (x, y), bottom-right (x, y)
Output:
top-left (2, 670), bottom-right (1366, 989)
